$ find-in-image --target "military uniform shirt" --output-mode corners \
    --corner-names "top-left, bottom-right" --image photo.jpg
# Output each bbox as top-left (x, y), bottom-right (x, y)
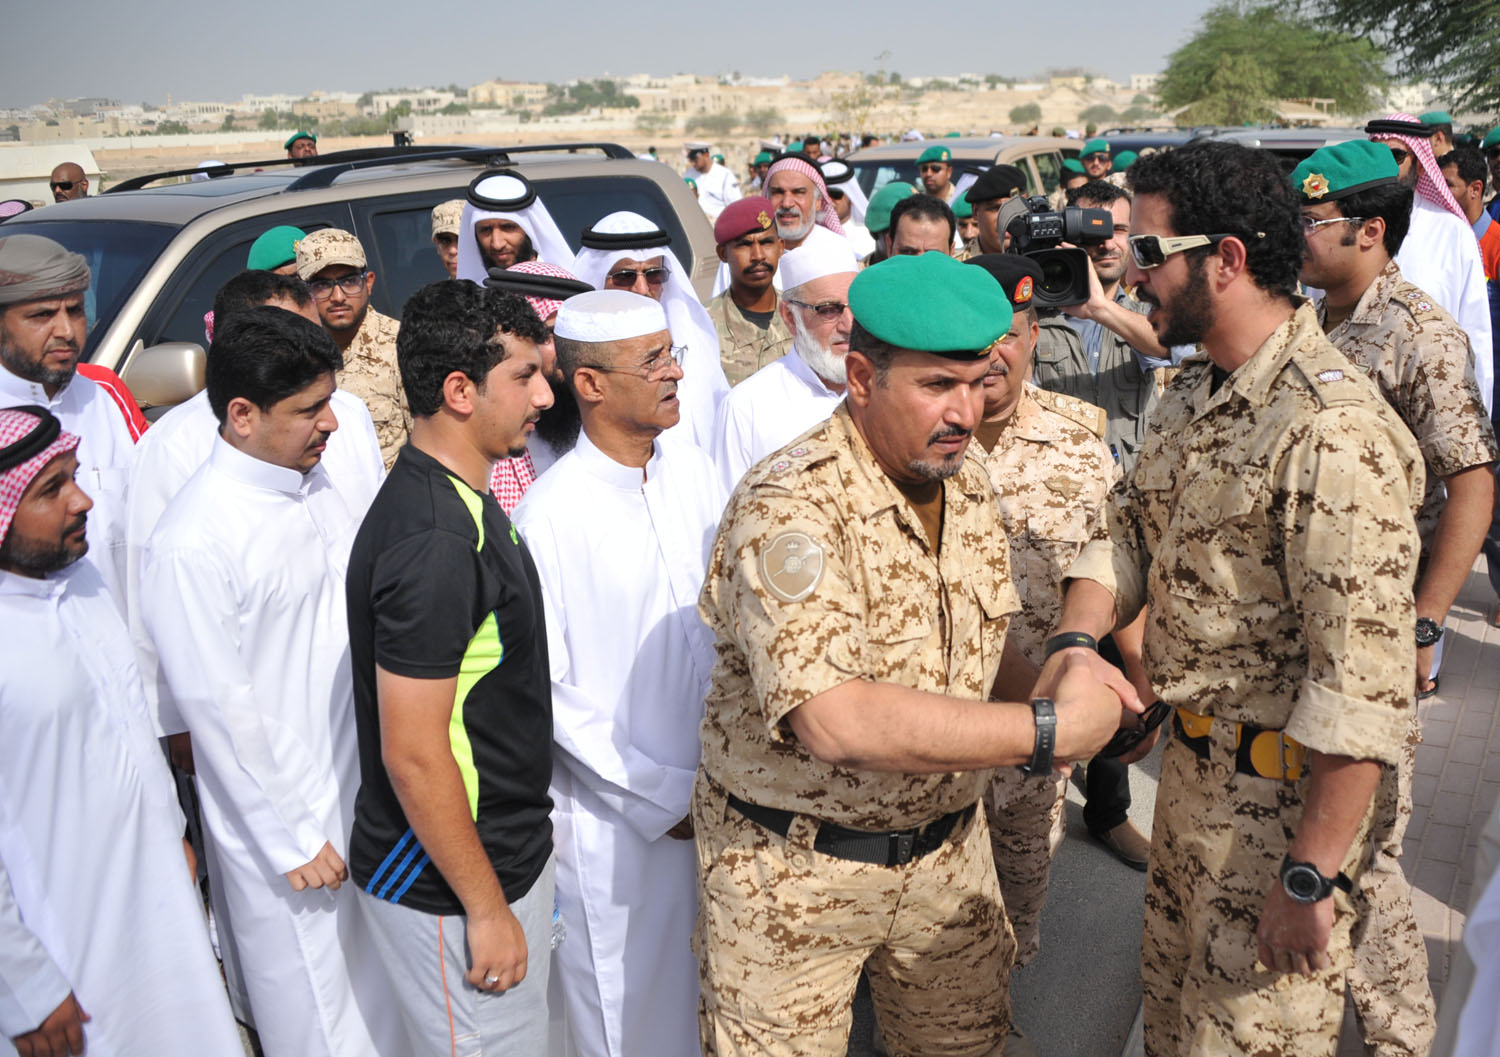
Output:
top-left (1067, 302), bottom-right (1424, 766)
top-left (1320, 259), bottom-right (1498, 552)
top-left (339, 307), bottom-right (410, 470)
top-left (697, 404), bottom-right (1021, 830)
top-left (705, 290), bottom-right (794, 386)
top-left (983, 386), bottom-right (1116, 661)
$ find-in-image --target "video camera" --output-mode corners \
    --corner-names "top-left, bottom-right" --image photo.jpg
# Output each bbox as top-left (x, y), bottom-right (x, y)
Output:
top-left (1000, 195), bottom-right (1113, 307)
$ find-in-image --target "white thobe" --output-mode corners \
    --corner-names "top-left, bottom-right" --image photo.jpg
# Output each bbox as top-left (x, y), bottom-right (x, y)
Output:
top-left (512, 429), bottom-right (725, 1057)
top-left (0, 561), bottom-right (241, 1057)
top-left (125, 388), bottom-right (383, 735)
top-left (1398, 196), bottom-right (1495, 412)
top-left (695, 162), bottom-right (742, 220)
top-left (140, 439), bottom-right (396, 1057)
top-left (711, 349), bottom-right (846, 493)
top-left (0, 366), bottom-right (132, 611)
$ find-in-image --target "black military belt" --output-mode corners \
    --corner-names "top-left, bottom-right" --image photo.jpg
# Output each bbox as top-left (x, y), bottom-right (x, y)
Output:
top-left (1172, 709), bottom-right (1308, 782)
top-left (726, 793), bottom-right (975, 867)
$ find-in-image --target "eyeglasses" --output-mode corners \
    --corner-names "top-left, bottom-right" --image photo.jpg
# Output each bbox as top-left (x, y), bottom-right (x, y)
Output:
top-left (1126, 232), bottom-right (1262, 269)
top-left (1301, 215), bottom-right (1367, 235)
top-left (828, 188), bottom-right (846, 200)
top-left (307, 273), bottom-right (369, 299)
top-left (50, 181), bottom-right (75, 190)
top-left (583, 343), bottom-right (686, 380)
top-left (605, 267), bottom-right (669, 288)
top-left (1387, 147), bottom-right (1411, 165)
top-left (1082, 152), bottom-right (1110, 163)
top-left (786, 298), bottom-right (848, 320)
top-left (919, 163), bottom-right (949, 173)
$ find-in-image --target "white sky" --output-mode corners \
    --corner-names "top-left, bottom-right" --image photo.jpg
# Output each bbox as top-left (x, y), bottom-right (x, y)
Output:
top-left (3, 0), bottom-right (1220, 108)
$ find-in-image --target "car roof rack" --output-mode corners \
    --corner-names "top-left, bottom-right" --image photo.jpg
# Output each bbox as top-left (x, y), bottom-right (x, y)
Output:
top-left (105, 141), bottom-right (639, 194)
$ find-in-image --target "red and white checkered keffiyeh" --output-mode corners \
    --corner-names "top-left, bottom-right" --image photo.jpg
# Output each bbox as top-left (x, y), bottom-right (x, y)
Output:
top-left (489, 450), bottom-right (537, 515)
top-left (0, 406), bottom-right (79, 547)
top-left (1369, 112), bottom-right (1468, 222)
top-left (508, 260), bottom-right (584, 323)
top-left (765, 157), bottom-right (846, 237)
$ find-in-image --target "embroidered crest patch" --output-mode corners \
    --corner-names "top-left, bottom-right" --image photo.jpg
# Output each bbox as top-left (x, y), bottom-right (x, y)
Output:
top-left (759, 532), bottom-right (825, 603)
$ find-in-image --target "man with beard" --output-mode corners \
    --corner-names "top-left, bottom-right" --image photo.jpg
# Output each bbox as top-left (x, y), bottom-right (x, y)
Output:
top-left (763, 154), bottom-right (847, 254)
top-left (916, 144), bottom-right (958, 204)
top-left (1367, 114), bottom-right (1493, 413)
top-left (1038, 140), bottom-right (1425, 1057)
top-left (706, 196), bottom-right (792, 384)
top-left (484, 261), bottom-right (593, 511)
top-left (711, 239), bottom-right (857, 491)
top-left (48, 161), bottom-right (88, 202)
top-left (513, 290), bottom-right (726, 1057)
top-left (296, 229), bottom-right (410, 469)
top-left (0, 234), bottom-right (133, 610)
top-left (0, 406), bottom-right (244, 1057)
top-left (456, 170), bottom-right (576, 283)
top-left (285, 131), bottom-right (318, 162)
top-left (1294, 139), bottom-right (1497, 1057)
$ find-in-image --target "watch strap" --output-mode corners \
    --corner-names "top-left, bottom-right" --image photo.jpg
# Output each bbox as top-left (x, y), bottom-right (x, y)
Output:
top-left (1022, 698), bottom-right (1056, 776)
top-left (1045, 632), bottom-right (1098, 659)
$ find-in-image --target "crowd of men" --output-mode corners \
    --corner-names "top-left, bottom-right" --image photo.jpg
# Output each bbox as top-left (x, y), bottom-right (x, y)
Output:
top-left (1, 108), bottom-right (1498, 1057)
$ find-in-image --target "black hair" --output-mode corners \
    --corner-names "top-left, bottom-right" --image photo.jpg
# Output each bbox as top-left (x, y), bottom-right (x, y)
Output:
top-left (1429, 120), bottom-right (1454, 141)
top-left (397, 279), bottom-right (547, 417)
top-left (1127, 140), bottom-right (1302, 300)
top-left (889, 193), bottom-right (957, 246)
top-left (1439, 145), bottom-right (1487, 190)
top-left (848, 319), bottom-right (904, 380)
top-left (205, 305), bottom-right (342, 424)
top-left (860, 134), bottom-right (879, 147)
top-left (1333, 181), bottom-right (1415, 257)
top-left (212, 270), bottom-right (313, 325)
top-left (1067, 180), bottom-right (1131, 207)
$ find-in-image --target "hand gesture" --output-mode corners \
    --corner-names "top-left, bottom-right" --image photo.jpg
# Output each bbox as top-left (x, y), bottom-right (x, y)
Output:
top-left (285, 841), bottom-right (347, 892)
top-left (467, 907), bottom-right (529, 993)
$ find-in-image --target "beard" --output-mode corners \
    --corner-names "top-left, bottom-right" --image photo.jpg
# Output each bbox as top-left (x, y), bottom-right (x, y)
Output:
top-left (0, 332), bottom-right (78, 389)
top-left (0, 514), bottom-right (87, 576)
top-left (481, 233), bottom-right (536, 271)
top-left (791, 311), bottom-right (847, 386)
top-left (906, 425), bottom-right (970, 481)
top-left (1140, 256), bottom-right (1215, 348)
top-left (535, 373), bottom-right (582, 452)
top-left (776, 209), bottom-right (815, 243)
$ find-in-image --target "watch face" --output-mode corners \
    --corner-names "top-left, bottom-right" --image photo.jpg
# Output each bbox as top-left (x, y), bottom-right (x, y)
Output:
top-left (1284, 865), bottom-right (1323, 902)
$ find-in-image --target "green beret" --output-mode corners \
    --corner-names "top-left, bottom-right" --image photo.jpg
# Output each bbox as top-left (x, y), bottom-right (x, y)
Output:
top-left (1419, 110), bottom-right (1453, 127)
top-left (945, 131), bottom-right (962, 138)
top-left (1113, 150), bottom-right (1138, 170)
top-left (283, 131), bottom-right (316, 150)
top-left (918, 145), bottom-right (953, 165)
top-left (1483, 126), bottom-right (1500, 151)
top-left (1062, 158), bottom-right (1086, 175)
top-left (865, 182), bottom-right (915, 235)
top-left (1290, 140), bottom-right (1399, 202)
top-left (1081, 138), bottom-right (1110, 156)
top-left (684, 176), bottom-right (698, 189)
top-left (850, 252), bottom-right (1011, 358)
top-left (951, 195), bottom-right (973, 219)
top-left (789, 140), bottom-right (804, 152)
top-left (246, 225), bottom-right (307, 271)
top-left (713, 153), bottom-right (725, 163)
top-left (753, 151), bottom-right (774, 165)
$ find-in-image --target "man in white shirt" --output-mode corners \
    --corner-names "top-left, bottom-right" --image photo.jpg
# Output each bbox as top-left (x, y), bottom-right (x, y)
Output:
top-left (457, 168), bottom-right (577, 283)
top-left (0, 406), bottom-right (243, 1057)
top-left (513, 289), bottom-right (725, 1057)
top-left (687, 142), bottom-right (742, 220)
top-left (712, 239), bottom-right (858, 492)
top-left (764, 154), bottom-right (849, 254)
top-left (140, 308), bottom-right (394, 1057)
top-left (0, 234), bottom-right (134, 611)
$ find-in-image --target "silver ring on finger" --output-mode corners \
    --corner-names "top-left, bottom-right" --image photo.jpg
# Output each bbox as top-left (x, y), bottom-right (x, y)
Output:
top-left (484, 974), bottom-right (500, 986)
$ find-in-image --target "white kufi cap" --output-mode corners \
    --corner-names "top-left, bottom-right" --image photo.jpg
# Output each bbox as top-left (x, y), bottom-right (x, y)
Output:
top-left (554, 289), bottom-right (668, 343)
top-left (777, 239), bottom-right (859, 293)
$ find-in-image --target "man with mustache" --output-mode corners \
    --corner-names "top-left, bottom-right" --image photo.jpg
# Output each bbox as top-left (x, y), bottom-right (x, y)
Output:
top-left (0, 234), bottom-right (134, 611)
top-left (513, 289), bottom-right (727, 1057)
top-left (705, 196), bottom-right (792, 385)
top-left (141, 307), bottom-right (400, 1057)
top-left (763, 154), bottom-right (848, 255)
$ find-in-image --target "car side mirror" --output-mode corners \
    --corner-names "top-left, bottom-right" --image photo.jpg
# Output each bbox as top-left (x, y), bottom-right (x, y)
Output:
top-left (120, 339), bottom-right (205, 412)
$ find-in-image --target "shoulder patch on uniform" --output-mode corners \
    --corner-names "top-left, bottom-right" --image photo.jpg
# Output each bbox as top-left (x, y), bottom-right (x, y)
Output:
top-left (758, 532), bottom-right (825, 603)
top-left (1291, 355), bottom-right (1361, 408)
top-left (1030, 387), bottom-right (1107, 439)
top-left (1316, 368), bottom-right (1344, 383)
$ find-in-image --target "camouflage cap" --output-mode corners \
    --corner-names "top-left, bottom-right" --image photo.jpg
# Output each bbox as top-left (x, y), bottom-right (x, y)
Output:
top-left (294, 228), bottom-right (366, 280)
top-left (431, 199), bottom-right (464, 239)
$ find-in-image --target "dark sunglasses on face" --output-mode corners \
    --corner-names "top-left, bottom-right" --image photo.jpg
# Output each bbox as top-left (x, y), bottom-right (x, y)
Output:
top-left (919, 163), bottom-right (948, 173)
top-left (606, 267), bottom-right (669, 288)
top-left (1126, 231), bottom-right (1262, 269)
top-left (1083, 152), bottom-right (1110, 163)
top-left (1387, 147), bottom-right (1411, 165)
top-left (50, 181), bottom-right (75, 190)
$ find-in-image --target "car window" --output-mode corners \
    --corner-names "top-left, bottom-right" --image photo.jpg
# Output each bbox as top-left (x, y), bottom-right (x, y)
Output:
top-left (1033, 153), bottom-right (1063, 194)
top-left (141, 207), bottom-right (352, 350)
top-left (0, 218), bottom-right (176, 360)
top-left (538, 175), bottom-right (692, 257)
top-left (851, 163), bottom-right (918, 198)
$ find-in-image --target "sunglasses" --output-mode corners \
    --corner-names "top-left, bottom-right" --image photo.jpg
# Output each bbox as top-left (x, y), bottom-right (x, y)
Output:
top-left (606, 267), bottom-right (669, 288)
top-left (1387, 147), bottom-right (1411, 165)
top-left (1098, 699), bottom-right (1173, 759)
top-left (50, 181), bottom-right (76, 190)
top-left (1126, 232), bottom-right (1260, 269)
top-left (1082, 152), bottom-right (1110, 163)
top-left (828, 188), bottom-right (846, 200)
top-left (919, 163), bottom-right (949, 173)
top-left (786, 298), bottom-right (848, 319)
top-left (307, 273), bottom-right (370, 299)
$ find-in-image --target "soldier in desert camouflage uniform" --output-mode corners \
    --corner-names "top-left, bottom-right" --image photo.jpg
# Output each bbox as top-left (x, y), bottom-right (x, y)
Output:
top-left (692, 251), bottom-right (1136, 1057)
top-left (963, 253), bottom-right (1123, 966)
top-left (705, 196), bottom-right (792, 385)
top-left (1294, 139), bottom-right (1499, 1057)
top-left (1039, 141), bottom-right (1426, 1057)
top-left (295, 228), bottom-right (410, 469)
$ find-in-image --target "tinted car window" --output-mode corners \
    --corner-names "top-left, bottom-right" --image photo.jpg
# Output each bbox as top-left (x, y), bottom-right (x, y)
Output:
top-left (851, 163), bottom-right (919, 198)
top-left (0, 218), bottom-right (175, 359)
top-left (1033, 153), bottom-right (1062, 194)
top-left (539, 175), bottom-right (692, 255)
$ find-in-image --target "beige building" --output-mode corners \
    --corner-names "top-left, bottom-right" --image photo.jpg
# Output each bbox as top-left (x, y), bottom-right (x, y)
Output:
top-left (469, 80), bottom-right (550, 107)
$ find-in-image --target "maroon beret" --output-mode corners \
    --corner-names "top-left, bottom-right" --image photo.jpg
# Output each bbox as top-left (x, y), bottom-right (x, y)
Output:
top-left (714, 196), bottom-right (776, 245)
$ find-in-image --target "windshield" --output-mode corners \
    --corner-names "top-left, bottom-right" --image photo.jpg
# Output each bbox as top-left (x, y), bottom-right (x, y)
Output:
top-left (0, 217), bottom-right (176, 360)
top-left (852, 162), bottom-right (919, 198)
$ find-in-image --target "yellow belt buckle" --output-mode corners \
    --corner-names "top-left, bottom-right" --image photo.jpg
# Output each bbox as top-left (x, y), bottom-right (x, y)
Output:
top-left (1279, 734), bottom-right (1307, 781)
top-left (1176, 708), bottom-right (1213, 740)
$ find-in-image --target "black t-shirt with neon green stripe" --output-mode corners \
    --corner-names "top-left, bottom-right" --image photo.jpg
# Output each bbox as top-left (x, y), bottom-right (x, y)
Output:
top-left (347, 444), bottom-right (553, 915)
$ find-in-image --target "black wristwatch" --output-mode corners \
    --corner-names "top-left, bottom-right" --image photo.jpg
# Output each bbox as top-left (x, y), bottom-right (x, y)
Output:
top-left (1415, 617), bottom-right (1443, 648)
top-left (1021, 698), bottom-right (1056, 776)
top-left (1279, 854), bottom-right (1353, 904)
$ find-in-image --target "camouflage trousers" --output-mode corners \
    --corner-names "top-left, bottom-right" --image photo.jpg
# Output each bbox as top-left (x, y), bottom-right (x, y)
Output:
top-left (1143, 738), bottom-right (1364, 1057)
top-left (692, 772), bottom-right (1016, 1057)
top-left (1348, 724), bottom-right (1437, 1056)
top-left (984, 767), bottom-right (1068, 966)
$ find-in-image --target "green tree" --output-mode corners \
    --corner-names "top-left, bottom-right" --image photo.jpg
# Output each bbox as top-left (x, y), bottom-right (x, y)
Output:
top-left (220, 112), bottom-right (236, 131)
top-left (155, 120), bottom-right (190, 135)
top-left (440, 102), bottom-right (470, 115)
top-left (1120, 104), bottom-right (1160, 123)
top-left (635, 111), bottom-right (676, 135)
top-left (257, 107), bottom-right (279, 130)
top-left (1158, 2), bottom-right (1386, 122)
top-left (1079, 104), bottom-right (1117, 125)
top-left (685, 110), bottom-right (739, 138)
top-left (1310, 0), bottom-right (1500, 112)
top-left (743, 106), bottom-right (784, 132)
top-left (1009, 102), bottom-right (1042, 125)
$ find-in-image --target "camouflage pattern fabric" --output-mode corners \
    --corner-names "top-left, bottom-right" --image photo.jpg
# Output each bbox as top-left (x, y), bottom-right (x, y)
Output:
top-left (339, 307), bottom-right (409, 470)
top-left (706, 290), bottom-right (793, 386)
